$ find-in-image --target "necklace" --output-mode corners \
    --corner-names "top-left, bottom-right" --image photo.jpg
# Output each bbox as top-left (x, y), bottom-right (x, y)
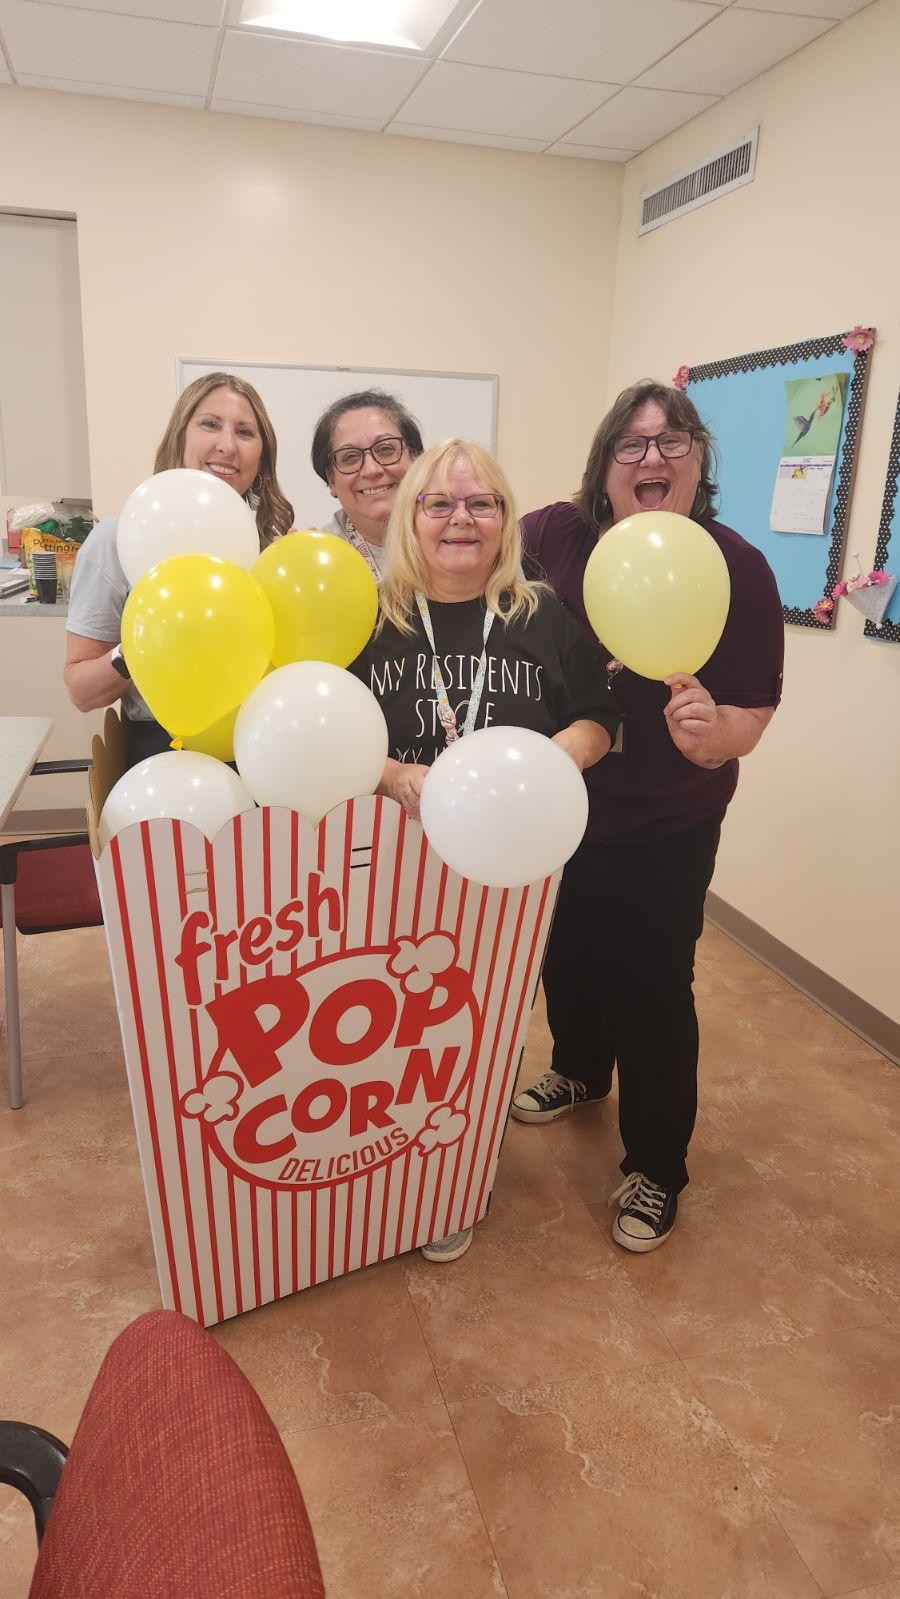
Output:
top-left (414, 593), bottom-right (495, 746)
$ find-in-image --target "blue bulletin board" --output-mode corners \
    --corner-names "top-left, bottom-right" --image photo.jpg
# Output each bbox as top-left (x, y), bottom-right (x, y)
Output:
top-left (865, 389), bottom-right (900, 644)
top-left (686, 331), bottom-right (872, 629)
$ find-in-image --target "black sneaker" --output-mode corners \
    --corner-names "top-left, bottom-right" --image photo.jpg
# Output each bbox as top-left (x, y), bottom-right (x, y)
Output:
top-left (511, 1071), bottom-right (609, 1124)
top-left (609, 1172), bottom-right (677, 1252)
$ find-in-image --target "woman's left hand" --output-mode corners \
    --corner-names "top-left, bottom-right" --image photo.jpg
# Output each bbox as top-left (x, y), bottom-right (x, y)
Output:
top-left (663, 674), bottom-right (721, 765)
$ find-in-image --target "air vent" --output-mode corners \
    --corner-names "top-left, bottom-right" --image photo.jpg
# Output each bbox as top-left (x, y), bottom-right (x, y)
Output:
top-left (638, 128), bottom-right (759, 235)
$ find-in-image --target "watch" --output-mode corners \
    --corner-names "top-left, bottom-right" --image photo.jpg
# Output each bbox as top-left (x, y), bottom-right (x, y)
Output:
top-left (109, 644), bottom-right (131, 680)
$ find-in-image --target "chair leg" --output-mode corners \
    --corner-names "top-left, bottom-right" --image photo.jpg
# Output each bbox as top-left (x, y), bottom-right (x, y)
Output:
top-left (1, 882), bottom-right (23, 1110)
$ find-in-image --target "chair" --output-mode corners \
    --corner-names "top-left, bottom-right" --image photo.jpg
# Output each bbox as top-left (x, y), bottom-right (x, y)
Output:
top-left (0, 1309), bottom-right (325, 1598)
top-left (0, 759), bottom-right (102, 1110)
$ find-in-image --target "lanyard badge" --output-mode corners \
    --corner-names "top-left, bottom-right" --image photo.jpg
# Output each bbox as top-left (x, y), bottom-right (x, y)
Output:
top-left (414, 593), bottom-right (495, 746)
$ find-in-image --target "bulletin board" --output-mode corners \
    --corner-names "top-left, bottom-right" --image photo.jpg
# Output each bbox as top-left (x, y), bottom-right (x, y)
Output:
top-left (176, 359), bottom-right (498, 534)
top-left (865, 388), bottom-right (900, 644)
top-left (686, 331), bottom-right (872, 629)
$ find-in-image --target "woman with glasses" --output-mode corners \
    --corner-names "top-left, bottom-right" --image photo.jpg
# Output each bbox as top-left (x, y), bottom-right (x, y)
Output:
top-left (512, 381), bottom-right (784, 1254)
top-left (310, 388), bottom-right (424, 580)
top-left (350, 438), bottom-right (620, 1260)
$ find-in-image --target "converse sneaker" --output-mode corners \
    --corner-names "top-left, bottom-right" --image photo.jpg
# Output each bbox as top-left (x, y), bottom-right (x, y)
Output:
top-left (420, 1227), bottom-right (473, 1263)
top-left (609, 1172), bottom-right (677, 1252)
top-left (511, 1071), bottom-right (608, 1124)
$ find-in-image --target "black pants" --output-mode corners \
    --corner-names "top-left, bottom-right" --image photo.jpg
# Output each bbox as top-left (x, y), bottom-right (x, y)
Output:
top-left (125, 717), bottom-right (172, 768)
top-left (541, 812), bottom-right (723, 1192)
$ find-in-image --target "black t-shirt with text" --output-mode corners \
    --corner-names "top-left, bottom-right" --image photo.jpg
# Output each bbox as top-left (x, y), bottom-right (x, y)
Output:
top-left (349, 593), bottom-right (619, 767)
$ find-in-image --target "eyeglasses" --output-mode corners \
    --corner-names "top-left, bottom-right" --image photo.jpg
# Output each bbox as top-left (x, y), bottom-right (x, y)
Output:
top-left (416, 492), bottom-right (504, 520)
top-left (612, 429), bottom-right (695, 464)
top-left (329, 436), bottom-right (405, 474)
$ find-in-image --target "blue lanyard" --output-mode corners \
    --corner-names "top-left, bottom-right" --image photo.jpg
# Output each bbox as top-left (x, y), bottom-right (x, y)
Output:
top-left (414, 592), bottom-right (495, 746)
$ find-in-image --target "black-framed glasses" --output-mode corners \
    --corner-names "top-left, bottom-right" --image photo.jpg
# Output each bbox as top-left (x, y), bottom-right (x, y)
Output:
top-left (612, 429), bottom-right (695, 464)
top-left (416, 492), bottom-right (505, 519)
top-left (329, 436), bottom-right (405, 474)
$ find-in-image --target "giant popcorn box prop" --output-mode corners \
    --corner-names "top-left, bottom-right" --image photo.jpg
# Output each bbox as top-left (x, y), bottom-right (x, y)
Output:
top-left (88, 712), bottom-right (559, 1327)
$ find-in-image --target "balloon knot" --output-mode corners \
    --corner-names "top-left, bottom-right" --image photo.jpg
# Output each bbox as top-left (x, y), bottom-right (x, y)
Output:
top-left (171, 737), bottom-right (184, 751)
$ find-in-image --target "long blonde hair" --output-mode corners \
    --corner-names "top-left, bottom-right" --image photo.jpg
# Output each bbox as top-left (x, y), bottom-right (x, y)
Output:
top-left (378, 438), bottom-right (544, 635)
top-left (153, 371), bottom-right (294, 546)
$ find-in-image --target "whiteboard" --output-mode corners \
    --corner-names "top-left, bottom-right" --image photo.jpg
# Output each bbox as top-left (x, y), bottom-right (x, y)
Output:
top-left (176, 358), bottom-right (498, 532)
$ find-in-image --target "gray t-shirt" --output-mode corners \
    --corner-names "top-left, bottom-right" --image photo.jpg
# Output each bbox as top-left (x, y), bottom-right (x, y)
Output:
top-left (323, 509), bottom-right (387, 581)
top-left (66, 516), bottom-right (154, 720)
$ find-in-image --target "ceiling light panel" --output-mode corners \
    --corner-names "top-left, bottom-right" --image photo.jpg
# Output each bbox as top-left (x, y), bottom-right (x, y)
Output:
top-left (239, 0), bottom-right (460, 50)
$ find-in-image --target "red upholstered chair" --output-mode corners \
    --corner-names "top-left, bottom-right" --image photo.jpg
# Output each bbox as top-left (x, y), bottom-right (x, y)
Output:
top-left (1, 758), bottom-right (103, 1109)
top-left (2, 1310), bottom-right (325, 1599)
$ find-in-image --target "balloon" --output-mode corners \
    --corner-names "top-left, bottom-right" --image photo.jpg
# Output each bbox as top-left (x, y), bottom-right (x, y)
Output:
top-left (116, 468), bottom-right (259, 586)
top-left (99, 751), bottom-right (254, 848)
top-left (234, 662), bottom-right (388, 823)
top-left (419, 726), bottom-right (588, 889)
top-left (582, 512), bottom-right (731, 679)
top-left (121, 554), bottom-right (275, 739)
top-left (253, 530), bottom-right (378, 668)
top-left (183, 704), bottom-right (240, 762)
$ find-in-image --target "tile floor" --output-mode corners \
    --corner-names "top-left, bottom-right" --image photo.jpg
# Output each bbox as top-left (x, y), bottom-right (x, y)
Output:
top-left (2, 920), bottom-right (899, 1598)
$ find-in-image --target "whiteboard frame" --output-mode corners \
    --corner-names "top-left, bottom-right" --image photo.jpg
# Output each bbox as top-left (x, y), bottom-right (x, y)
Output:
top-left (174, 358), bottom-right (498, 448)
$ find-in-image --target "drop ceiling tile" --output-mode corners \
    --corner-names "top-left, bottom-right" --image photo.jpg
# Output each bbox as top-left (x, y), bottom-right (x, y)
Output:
top-left (211, 99), bottom-right (383, 130)
top-left (14, 73), bottom-right (205, 105)
top-left (0, 0), bottom-right (217, 94)
top-left (213, 28), bottom-right (426, 119)
top-left (567, 85), bottom-right (717, 150)
top-left (547, 141), bottom-right (637, 161)
top-left (388, 123), bottom-right (547, 153)
top-left (445, 0), bottom-right (723, 85)
top-left (396, 61), bottom-right (617, 142)
top-left (734, 0), bottom-right (869, 16)
top-left (637, 6), bottom-right (833, 94)
top-left (24, 0), bottom-right (225, 22)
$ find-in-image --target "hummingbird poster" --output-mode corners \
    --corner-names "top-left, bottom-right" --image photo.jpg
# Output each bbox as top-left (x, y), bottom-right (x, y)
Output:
top-left (770, 371), bottom-right (848, 535)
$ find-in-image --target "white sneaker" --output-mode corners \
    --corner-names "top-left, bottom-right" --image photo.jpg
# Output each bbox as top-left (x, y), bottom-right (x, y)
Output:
top-left (420, 1227), bottom-right (473, 1263)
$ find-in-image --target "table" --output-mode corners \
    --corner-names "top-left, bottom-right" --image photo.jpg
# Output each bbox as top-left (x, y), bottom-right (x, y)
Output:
top-left (1, 717), bottom-right (53, 1107)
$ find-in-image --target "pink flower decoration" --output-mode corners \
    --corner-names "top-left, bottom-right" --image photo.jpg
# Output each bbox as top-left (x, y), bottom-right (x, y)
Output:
top-left (831, 581), bottom-right (847, 599)
top-left (813, 597), bottom-right (834, 624)
top-left (870, 570), bottom-right (890, 586)
top-left (672, 365), bottom-right (691, 392)
top-left (841, 325), bottom-right (876, 354)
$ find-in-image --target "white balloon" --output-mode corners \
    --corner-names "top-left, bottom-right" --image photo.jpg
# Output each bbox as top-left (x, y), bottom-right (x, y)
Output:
top-left (116, 468), bottom-right (259, 586)
top-left (234, 662), bottom-right (388, 824)
top-left (100, 750), bottom-right (255, 847)
top-left (419, 726), bottom-right (588, 888)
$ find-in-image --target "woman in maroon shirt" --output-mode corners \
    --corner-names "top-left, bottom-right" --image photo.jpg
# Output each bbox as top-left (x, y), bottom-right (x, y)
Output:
top-left (513, 380), bottom-right (784, 1251)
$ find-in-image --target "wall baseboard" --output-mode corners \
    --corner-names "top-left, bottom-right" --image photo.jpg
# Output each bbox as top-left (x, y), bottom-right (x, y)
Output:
top-left (705, 891), bottom-right (899, 1067)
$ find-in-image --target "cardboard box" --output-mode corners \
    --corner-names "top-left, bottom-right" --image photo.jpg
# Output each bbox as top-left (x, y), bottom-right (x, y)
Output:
top-left (89, 710), bottom-right (559, 1326)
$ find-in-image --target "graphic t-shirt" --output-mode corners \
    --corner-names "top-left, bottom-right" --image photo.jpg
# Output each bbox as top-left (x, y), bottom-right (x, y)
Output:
top-left (522, 502), bottom-right (784, 845)
top-left (349, 592), bottom-right (619, 767)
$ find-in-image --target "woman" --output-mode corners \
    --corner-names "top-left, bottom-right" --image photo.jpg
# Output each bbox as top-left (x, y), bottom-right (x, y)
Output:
top-left (513, 381), bottom-right (784, 1253)
top-left (350, 438), bottom-right (620, 1262)
top-left (310, 388), bottom-right (424, 581)
top-left (64, 372), bottom-right (293, 766)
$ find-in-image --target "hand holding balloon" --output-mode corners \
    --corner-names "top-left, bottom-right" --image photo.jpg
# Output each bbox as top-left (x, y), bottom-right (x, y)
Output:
top-left (381, 760), bottom-right (430, 821)
top-left (663, 673), bottom-right (720, 764)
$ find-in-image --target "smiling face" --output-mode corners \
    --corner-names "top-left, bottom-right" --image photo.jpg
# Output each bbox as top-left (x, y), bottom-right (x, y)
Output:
top-left (415, 455), bottom-right (504, 601)
top-left (603, 398), bottom-right (701, 523)
top-left (326, 407), bottom-right (411, 544)
top-left (181, 385), bottom-right (264, 498)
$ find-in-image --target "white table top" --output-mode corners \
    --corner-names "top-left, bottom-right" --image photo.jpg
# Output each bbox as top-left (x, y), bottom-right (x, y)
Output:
top-left (0, 717), bottom-right (53, 833)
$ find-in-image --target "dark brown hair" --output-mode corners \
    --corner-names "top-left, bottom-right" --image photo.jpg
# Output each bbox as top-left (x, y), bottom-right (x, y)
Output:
top-left (154, 371), bottom-right (294, 545)
top-left (574, 380), bottom-right (719, 530)
top-left (310, 388), bottom-right (424, 482)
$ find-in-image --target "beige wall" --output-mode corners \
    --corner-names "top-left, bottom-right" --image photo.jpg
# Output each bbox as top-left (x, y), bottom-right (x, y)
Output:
top-left (608, 0), bottom-right (900, 1021)
top-left (0, 83), bottom-right (622, 806)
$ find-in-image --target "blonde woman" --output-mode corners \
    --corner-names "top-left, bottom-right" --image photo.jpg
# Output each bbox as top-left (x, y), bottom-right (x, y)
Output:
top-left (350, 439), bottom-right (618, 1261)
top-left (65, 372), bottom-right (293, 766)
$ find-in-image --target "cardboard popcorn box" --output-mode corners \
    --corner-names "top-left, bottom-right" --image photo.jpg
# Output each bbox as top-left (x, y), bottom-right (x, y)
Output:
top-left (88, 711), bottom-right (559, 1327)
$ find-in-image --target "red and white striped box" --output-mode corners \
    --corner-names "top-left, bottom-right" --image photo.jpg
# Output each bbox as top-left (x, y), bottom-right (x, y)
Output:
top-left (92, 782), bottom-right (558, 1326)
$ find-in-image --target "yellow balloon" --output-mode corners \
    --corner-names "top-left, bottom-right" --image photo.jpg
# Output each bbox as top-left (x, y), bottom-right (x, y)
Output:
top-left (253, 530), bottom-right (378, 668)
top-left (122, 554), bottom-right (275, 739)
top-left (184, 704), bottom-right (240, 762)
top-left (582, 512), bottom-right (731, 680)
